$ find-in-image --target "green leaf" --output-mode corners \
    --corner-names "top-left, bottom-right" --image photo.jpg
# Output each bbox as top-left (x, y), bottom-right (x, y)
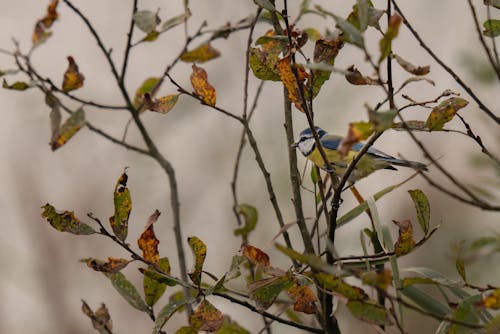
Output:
top-left (315, 273), bottom-right (368, 300)
top-left (144, 257), bottom-right (171, 307)
top-left (188, 236), bottom-right (207, 286)
top-left (310, 166), bottom-right (318, 184)
top-left (275, 244), bottom-right (339, 275)
top-left (175, 326), bottom-right (197, 334)
top-left (234, 204), bottom-right (258, 238)
top-left (346, 301), bottom-right (393, 325)
top-left (483, 19), bottom-right (500, 37)
top-left (161, 11), bottom-right (191, 32)
top-left (133, 10), bottom-right (160, 34)
top-left (180, 43), bottom-right (221, 63)
top-left (141, 267), bottom-right (179, 287)
top-left (2, 79), bottom-right (31, 90)
top-left (401, 286), bottom-right (450, 317)
top-left (448, 295), bottom-right (482, 334)
top-left (215, 316), bottom-right (250, 334)
top-left (106, 272), bottom-right (149, 313)
top-left (408, 189), bottom-right (430, 234)
top-left (371, 109), bottom-right (397, 130)
top-left (379, 14), bottom-right (402, 62)
top-left (249, 47), bottom-right (281, 81)
top-left (51, 107), bottom-right (85, 151)
top-left (153, 297), bottom-right (196, 334)
top-left (248, 276), bottom-right (295, 311)
top-left (133, 77), bottom-right (160, 109)
top-left (456, 240), bottom-right (467, 282)
top-left (315, 5), bottom-right (364, 47)
top-left (425, 97), bottom-right (469, 131)
top-left (109, 171), bottom-right (132, 242)
top-left (253, 0), bottom-right (276, 12)
top-left (41, 203), bottom-right (96, 235)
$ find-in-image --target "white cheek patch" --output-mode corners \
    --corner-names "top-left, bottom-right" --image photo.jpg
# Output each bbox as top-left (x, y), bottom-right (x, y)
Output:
top-left (298, 138), bottom-right (315, 156)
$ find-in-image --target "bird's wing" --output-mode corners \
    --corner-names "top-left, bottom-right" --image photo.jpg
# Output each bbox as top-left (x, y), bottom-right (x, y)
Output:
top-left (322, 135), bottom-right (394, 159)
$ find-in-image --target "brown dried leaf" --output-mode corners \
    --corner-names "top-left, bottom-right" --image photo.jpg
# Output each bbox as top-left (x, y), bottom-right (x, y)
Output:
top-left (144, 93), bottom-right (180, 114)
top-left (287, 284), bottom-right (318, 314)
top-left (338, 121), bottom-right (374, 158)
top-left (241, 244), bottom-right (270, 267)
top-left (313, 38), bottom-right (344, 64)
top-left (82, 301), bottom-right (113, 334)
top-left (138, 210), bottom-right (161, 263)
top-left (32, 0), bottom-right (59, 47)
top-left (190, 64), bottom-right (216, 106)
top-left (82, 257), bottom-right (130, 273)
top-left (62, 56), bottom-right (85, 92)
top-left (392, 54), bottom-right (430, 76)
top-left (189, 300), bottom-right (224, 332)
top-left (393, 220), bottom-right (416, 255)
top-left (345, 65), bottom-right (378, 85)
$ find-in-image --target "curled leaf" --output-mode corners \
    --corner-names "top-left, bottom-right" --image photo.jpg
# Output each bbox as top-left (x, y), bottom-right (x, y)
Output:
top-left (41, 203), bottom-right (95, 235)
top-left (180, 43), bottom-right (221, 63)
top-left (189, 300), bottom-right (224, 331)
top-left (234, 204), bottom-right (258, 238)
top-left (188, 236), bottom-right (207, 286)
top-left (82, 257), bottom-right (130, 273)
top-left (81, 301), bottom-right (113, 334)
top-left (393, 220), bottom-right (416, 255)
top-left (338, 121), bottom-right (374, 158)
top-left (144, 93), bottom-right (179, 114)
top-left (287, 284), bottom-right (318, 314)
top-left (277, 55), bottom-right (307, 112)
top-left (345, 65), bottom-right (378, 85)
top-left (62, 56), bottom-right (85, 92)
top-left (133, 77), bottom-right (160, 109)
top-left (51, 107), bottom-right (85, 150)
top-left (392, 54), bottom-right (430, 76)
top-left (138, 210), bottom-right (161, 263)
top-left (379, 14), bottom-right (402, 62)
top-left (32, 0), bottom-right (59, 47)
top-left (109, 171), bottom-right (132, 242)
top-left (190, 64), bottom-right (216, 106)
top-left (241, 244), bottom-right (270, 267)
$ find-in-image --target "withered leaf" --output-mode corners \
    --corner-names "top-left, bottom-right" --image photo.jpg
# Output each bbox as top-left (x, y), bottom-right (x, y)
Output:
top-left (41, 203), bottom-right (95, 235)
top-left (188, 236), bottom-right (207, 286)
top-left (51, 107), bottom-right (85, 150)
top-left (138, 210), bottom-right (161, 264)
top-left (180, 43), bottom-right (221, 63)
top-left (82, 257), bottom-right (130, 273)
top-left (133, 77), bottom-right (160, 109)
top-left (392, 54), bottom-right (430, 76)
top-left (393, 220), bottom-right (416, 255)
top-left (313, 38), bottom-right (344, 64)
top-left (189, 300), bottom-right (224, 332)
top-left (425, 97), bottom-right (469, 130)
top-left (62, 56), bottom-right (85, 93)
top-left (287, 284), bottom-right (318, 314)
top-left (241, 244), bottom-right (270, 267)
top-left (345, 65), bottom-right (378, 85)
top-left (32, 0), bottom-right (59, 47)
top-left (248, 276), bottom-right (295, 311)
top-left (338, 121), bottom-right (374, 158)
top-left (109, 170), bottom-right (132, 242)
top-left (82, 301), bottom-right (113, 334)
top-left (379, 14), bottom-right (402, 62)
top-left (248, 47), bottom-right (281, 81)
top-left (190, 64), bottom-right (216, 106)
top-left (277, 55), bottom-right (307, 112)
top-left (144, 92), bottom-right (180, 114)
top-left (482, 289), bottom-right (500, 309)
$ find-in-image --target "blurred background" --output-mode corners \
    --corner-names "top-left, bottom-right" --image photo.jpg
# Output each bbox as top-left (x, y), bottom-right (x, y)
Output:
top-left (0, 1), bottom-right (498, 333)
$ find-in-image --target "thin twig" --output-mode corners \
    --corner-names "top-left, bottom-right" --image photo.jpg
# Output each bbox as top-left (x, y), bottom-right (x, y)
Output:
top-left (391, 0), bottom-right (499, 125)
top-left (486, 4), bottom-right (500, 68)
top-left (466, 0), bottom-right (500, 82)
top-left (120, 0), bottom-right (138, 82)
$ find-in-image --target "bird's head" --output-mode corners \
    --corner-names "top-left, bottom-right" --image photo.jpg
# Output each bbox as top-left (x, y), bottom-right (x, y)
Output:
top-left (292, 127), bottom-right (327, 156)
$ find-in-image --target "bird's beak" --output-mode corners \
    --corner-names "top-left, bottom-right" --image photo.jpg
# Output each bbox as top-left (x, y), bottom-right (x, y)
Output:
top-left (291, 142), bottom-right (299, 148)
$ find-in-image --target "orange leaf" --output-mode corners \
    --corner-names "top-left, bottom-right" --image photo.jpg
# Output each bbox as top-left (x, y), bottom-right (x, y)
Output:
top-left (287, 285), bottom-right (318, 314)
top-left (241, 244), bottom-right (270, 267)
top-left (482, 289), bottom-right (500, 309)
top-left (190, 64), bottom-right (216, 106)
top-left (189, 300), bottom-right (224, 332)
top-left (82, 257), bottom-right (130, 273)
top-left (138, 210), bottom-right (161, 263)
top-left (32, 0), bottom-right (59, 46)
top-left (42, 0), bottom-right (59, 27)
top-left (393, 220), bottom-right (416, 255)
top-left (62, 56), bottom-right (85, 92)
top-left (277, 55), bottom-right (307, 112)
top-left (144, 93), bottom-right (180, 114)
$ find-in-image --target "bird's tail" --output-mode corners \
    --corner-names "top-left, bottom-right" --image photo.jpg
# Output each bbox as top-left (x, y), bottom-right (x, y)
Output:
top-left (385, 158), bottom-right (428, 171)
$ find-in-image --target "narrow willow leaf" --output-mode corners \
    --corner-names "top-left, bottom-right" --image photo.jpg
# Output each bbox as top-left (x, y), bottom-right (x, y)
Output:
top-left (41, 203), bottom-right (95, 235)
top-left (51, 107), bottom-right (85, 150)
top-left (253, 0), bottom-right (276, 12)
top-left (401, 286), bottom-right (450, 317)
top-left (346, 301), bottom-right (393, 325)
top-left (234, 204), bottom-right (258, 238)
top-left (248, 276), bottom-right (294, 311)
top-left (106, 272), bottom-right (149, 313)
top-left (408, 189), bottom-right (430, 234)
top-left (315, 273), bottom-right (368, 301)
top-left (144, 257), bottom-right (171, 307)
top-left (153, 297), bottom-right (196, 334)
top-left (448, 295), bottom-right (481, 334)
top-left (188, 236), bottom-right (207, 286)
top-left (109, 171), bottom-right (132, 242)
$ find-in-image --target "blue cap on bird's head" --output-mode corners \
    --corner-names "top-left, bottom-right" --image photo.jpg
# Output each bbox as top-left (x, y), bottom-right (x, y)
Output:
top-left (292, 126), bottom-right (328, 153)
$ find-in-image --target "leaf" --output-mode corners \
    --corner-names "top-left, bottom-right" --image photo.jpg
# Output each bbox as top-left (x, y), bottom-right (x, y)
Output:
top-left (253, 0), bottom-right (276, 12)
top-left (308, 37), bottom-right (344, 97)
top-left (401, 286), bottom-right (450, 317)
top-left (392, 54), bottom-right (430, 75)
top-left (82, 257), bottom-right (130, 273)
top-left (140, 265), bottom-right (179, 287)
top-left (215, 316), bottom-right (250, 334)
top-left (51, 107), bottom-right (85, 150)
top-left (338, 121), bottom-right (374, 158)
top-left (448, 295), bottom-right (482, 334)
top-left (401, 276), bottom-right (439, 288)
top-left (392, 120), bottom-right (428, 131)
top-left (32, 0), bottom-right (59, 47)
top-left (188, 236), bottom-right (207, 286)
top-left (241, 244), bottom-right (270, 267)
top-left (425, 97), bottom-right (469, 130)
top-left (180, 43), bottom-right (221, 63)
top-left (379, 14), bottom-right (402, 62)
top-left (483, 19), bottom-right (500, 37)
top-left (346, 301), bottom-right (393, 325)
top-left (109, 171), bottom-right (132, 242)
top-left (345, 65), bottom-right (378, 85)
top-left (175, 326), bottom-right (197, 334)
top-left (62, 56), bottom-right (85, 92)
top-left (276, 244), bottom-right (339, 275)
top-left (41, 203), bottom-right (95, 235)
top-left (408, 189), bottom-right (430, 234)
top-left (397, 76), bottom-right (435, 91)
top-left (287, 284), bottom-right (318, 314)
top-left (248, 276), bottom-right (295, 311)
top-left (106, 271), bottom-right (149, 312)
top-left (234, 204), bottom-right (258, 238)
top-left (81, 301), bottom-right (113, 334)
top-left (189, 300), bottom-right (224, 331)
top-left (455, 240), bottom-right (467, 282)
top-left (137, 211), bottom-right (161, 264)
top-left (133, 10), bottom-right (160, 33)
top-left (346, 0), bottom-right (384, 30)
top-left (144, 257), bottom-right (171, 307)
top-left (484, 0), bottom-right (500, 9)
top-left (190, 64), bottom-right (216, 106)
top-left (315, 273), bottom-right (368, 301)
top-left (248, 47), bottom-right (281, 81)
top-left (2, 79), bottom-right (32, 91)
top-left (133, 77), bottom-right (160, 109)
top-left (277, 55), bottom-right (307, 112)
top-left (316, 6), bottom-right (364, 48)
top-left (361, 270), bottom-right (393, 290)
top-left (370, 109), bottom-right (398, 130)
top-left (483, 289), bottom-right (500, 309)
top-left (161, 10), bottom-right (191, 32)
top-left (393, 220), bottom-right (416, 255)
top-left (153, 297), bottom-right (196, 334)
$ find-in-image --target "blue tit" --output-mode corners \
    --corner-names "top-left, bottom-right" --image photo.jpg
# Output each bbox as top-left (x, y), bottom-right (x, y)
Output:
top-left (292, 127), bottom-right (428, 183)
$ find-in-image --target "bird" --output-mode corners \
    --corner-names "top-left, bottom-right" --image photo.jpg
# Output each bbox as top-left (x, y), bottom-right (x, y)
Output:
top-left (292, 127), bottom-right (428, 183)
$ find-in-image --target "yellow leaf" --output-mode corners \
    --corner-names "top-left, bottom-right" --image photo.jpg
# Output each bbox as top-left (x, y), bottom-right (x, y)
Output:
top-left (62, 56), bottom-right (85, 92)
top-left (393, 220), bottom-right (416, 255)
top-left (144, 93), bottom-right (180, 114)
top-left (138, 210), bottom-right (161, 263)
top-left (425, 97), bottom-right (469, 130)
top-left (51, 107), bottom-right (85, 150)
top-left (190, 300), bottom-right (223, 332)
top-left (190, 64), bottom-right (216, 106)
top-left (180, 43), bottom-right (221, 63)
top-left (277, 55), bottom-right (307, 113)
top-left (32, 0), bottom-right (59, 47)
top-left (287, 284), bottom-right (318, 314)
top-left (379, 14), bottom-right (402, 62)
